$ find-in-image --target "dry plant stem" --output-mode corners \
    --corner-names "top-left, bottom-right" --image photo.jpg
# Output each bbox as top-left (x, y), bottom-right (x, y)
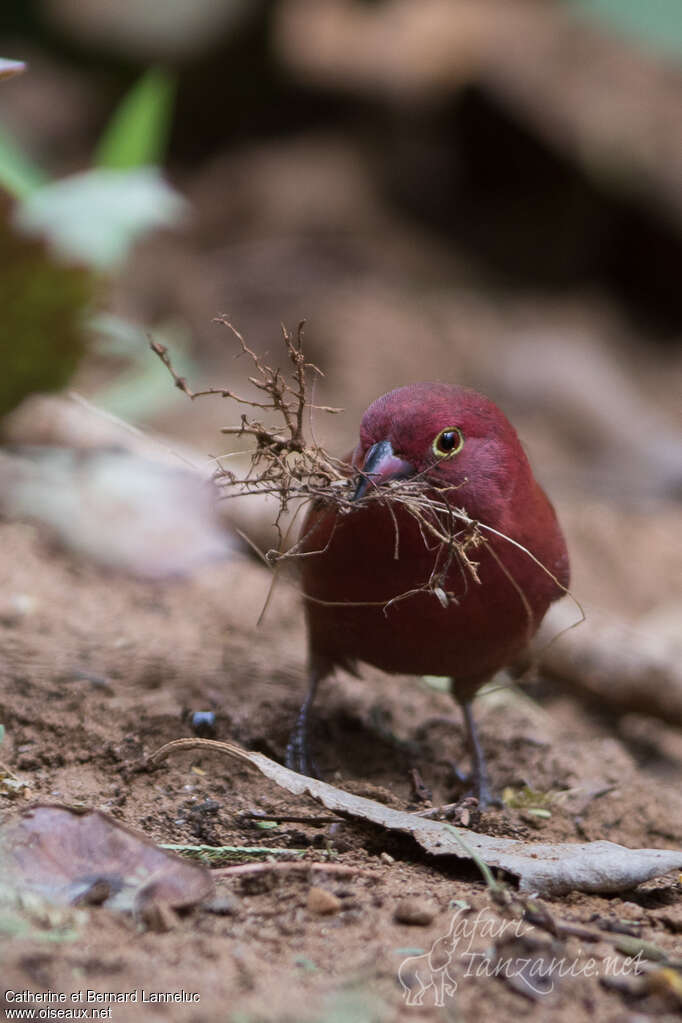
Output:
top-left (413, 802), bottom-right (463, 820)
top-left (213, 861), bottom-right (379, 879)
top-left (161, 844), bottom-right (306, 859)
top-left (544, 615), bottom-right (682, 725)
top-left (151, 320), bottom-right (346, 550)
top-left (522, 900), bottom-right (654, 950)
top-left (242, 812), bottom-right (341, 824)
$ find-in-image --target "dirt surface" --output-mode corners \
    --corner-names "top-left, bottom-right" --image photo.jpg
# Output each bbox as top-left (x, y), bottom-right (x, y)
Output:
top-left (1, 27), bottom-right (682, 1017)
top-left (1, 510), bottom-right (681, 1022)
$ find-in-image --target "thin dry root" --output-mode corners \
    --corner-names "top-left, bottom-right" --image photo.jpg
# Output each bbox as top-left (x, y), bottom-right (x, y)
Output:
top-left (151, 322), bottom-right (575, 621)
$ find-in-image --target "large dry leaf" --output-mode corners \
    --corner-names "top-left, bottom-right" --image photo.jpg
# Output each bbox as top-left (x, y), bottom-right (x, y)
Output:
top-left (0, 448), bottom-right (238, 578)
top-left (150, 740), bottom-right (682, 897)
top-left (0, 804), bottom-right (213, 912)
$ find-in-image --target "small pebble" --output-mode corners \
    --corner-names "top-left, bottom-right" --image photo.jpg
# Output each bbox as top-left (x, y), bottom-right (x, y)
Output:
top-left (0, 594), bottom-right (36, 626)
top-left (394, 897), bottom-right (437, 926)
top-left (380, 852), bottom-right (394, 865)
top-left (307, 886), bottom-right (341, 915)
top-left (205, 895), bottom-right (239, 916)
top-left (73, 879), bottom-right (113, 906)
top-left (191, 711), bottom-right (217, 737)
top-left (139, 901), bottom-right (178, 932)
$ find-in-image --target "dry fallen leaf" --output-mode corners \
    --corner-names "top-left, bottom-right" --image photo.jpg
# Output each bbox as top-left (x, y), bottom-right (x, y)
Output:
top-left (0, 804), bottom-right (213, 913)
top-left (0, 448), bottom-right (238, 578)
top-left (149, 739), bottom-right (682, 897)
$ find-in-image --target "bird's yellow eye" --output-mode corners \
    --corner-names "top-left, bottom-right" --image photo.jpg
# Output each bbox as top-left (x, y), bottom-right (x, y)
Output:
top-left (432, 426), bottom-right (464, 458)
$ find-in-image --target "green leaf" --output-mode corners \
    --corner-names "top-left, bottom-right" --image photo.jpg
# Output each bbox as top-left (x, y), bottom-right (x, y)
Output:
top-left (95, 68), bottom-right (176, 170)
top-left (422, 674), bottom-right (450, 692)
top-left (564, 0), bottom-right (682, 61)
top-left (87, 316), bottom-right (196, 423)
top-left (293, 956), bottom-right (317, 972)
top-left (0, 124), bottom-right (49, 199)
top-left (14, 167), bottom-right (187, 272)
top-left (0, 195), bottom-right (95, 417)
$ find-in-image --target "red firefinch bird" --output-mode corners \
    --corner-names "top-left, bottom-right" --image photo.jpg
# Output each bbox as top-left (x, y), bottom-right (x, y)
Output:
top-left (288, 383), bottom-right (569, 805)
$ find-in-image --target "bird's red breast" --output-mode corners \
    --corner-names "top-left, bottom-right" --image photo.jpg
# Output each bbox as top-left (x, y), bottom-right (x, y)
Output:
top-left (299, 383), bottom-right (569, 696)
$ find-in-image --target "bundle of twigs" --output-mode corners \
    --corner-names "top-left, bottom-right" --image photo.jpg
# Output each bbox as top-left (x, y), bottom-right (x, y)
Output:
top-left (150, 318), bottom-right (542, 611)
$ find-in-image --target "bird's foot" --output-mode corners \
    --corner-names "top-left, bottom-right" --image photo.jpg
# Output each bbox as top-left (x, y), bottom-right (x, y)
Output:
top-left (285, 730), bottom-right (321, 778)
top-left (450, 763), bottom-right (502, 810)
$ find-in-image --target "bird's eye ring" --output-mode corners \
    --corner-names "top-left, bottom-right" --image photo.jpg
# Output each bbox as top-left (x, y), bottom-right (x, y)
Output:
top-left (432, 426), bottom-right (464, 458)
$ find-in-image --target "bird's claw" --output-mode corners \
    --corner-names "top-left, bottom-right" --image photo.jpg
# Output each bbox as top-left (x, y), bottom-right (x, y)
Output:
top-left (450, 761), bottom-right (502, 810)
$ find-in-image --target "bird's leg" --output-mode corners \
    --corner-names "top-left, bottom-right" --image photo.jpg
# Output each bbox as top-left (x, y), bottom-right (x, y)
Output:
top-left (461, 699), bottom-right (494, 809)
top-left (452, 694), bottom-right (498, 809)
top-left (285, 664), bottom-right (322, 777)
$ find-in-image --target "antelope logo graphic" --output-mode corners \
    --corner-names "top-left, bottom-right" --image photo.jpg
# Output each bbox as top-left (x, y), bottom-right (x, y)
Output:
top-left (397, 911), bottom-right (461, 1007)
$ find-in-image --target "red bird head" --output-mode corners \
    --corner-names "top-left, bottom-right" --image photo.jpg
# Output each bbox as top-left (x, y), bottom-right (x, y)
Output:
top-left (351, 382), bottom-right (534, 528)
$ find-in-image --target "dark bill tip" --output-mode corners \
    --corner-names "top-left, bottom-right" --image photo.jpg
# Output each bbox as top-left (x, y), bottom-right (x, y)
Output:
top-left (352, 439), bottom-right (414, 501)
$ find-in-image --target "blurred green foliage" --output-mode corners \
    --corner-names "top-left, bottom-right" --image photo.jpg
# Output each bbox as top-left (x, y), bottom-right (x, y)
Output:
top-left (0, 197), bottom-right (95, 417)
top-left (95, 68), bottom-right (176, 170)
top-left (0, 125), bottom-right (48, 199)
top-left (15, 166), bottom-right (185, 271)
top-left (566, 0), bottom-right (682, 60)
top-left (89, 313), bottom-right (195, 423)
top-left (0, 66), bottom-right (181, 420)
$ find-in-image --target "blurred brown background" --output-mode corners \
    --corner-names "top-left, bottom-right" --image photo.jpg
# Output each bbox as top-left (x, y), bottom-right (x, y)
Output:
top-left (1, 0), bottom-right (681, 612)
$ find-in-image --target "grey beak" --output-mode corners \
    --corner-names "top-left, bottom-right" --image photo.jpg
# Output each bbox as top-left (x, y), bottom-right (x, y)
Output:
top-left (352, 439), bottom-right (414, 501)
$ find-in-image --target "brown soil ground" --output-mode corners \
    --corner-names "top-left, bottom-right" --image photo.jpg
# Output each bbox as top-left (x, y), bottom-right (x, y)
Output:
top-left (1, 510), bottom-right (681, 1023)
top-left (2, 15), bottom-right (682, 1018)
